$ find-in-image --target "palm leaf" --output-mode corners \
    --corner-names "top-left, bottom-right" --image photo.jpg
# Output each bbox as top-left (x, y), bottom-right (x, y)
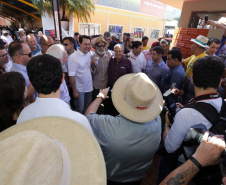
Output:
top-left (32, 0), bottom-right (95, 21)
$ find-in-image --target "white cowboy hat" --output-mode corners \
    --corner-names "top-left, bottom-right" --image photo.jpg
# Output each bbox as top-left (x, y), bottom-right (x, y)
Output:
top-left (0, 117), bottom-right (106, 185)
top-left (190, 35), bottom-right (209, 48)
top-left (112, 73), bottom-right (163, 123)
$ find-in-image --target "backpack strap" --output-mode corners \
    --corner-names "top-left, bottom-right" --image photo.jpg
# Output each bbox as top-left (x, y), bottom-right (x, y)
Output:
top-left (186, 102), bottom-right (220, 125)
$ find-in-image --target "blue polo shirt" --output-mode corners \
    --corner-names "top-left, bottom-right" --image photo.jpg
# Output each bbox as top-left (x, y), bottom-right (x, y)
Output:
top-left (31, 44), bottom-right (41, 56)
top-left (145, 60), bottom-right (169, 88)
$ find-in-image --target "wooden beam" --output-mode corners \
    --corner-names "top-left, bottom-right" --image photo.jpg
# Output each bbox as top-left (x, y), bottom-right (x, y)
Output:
top-left (0, 7), bottom-right (30, 22)
top-left (17, 0), bottom-right (38, 9)
top-left (0, 13), bottom-right (14, 22)
top-left (0, 1), bottom-right (41, 21)
top-left (0, 11), bottom-right (16, 21)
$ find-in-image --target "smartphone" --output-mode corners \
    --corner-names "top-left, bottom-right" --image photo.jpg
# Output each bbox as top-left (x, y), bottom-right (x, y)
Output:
top-left (204, 15), bottom-right (208, 23)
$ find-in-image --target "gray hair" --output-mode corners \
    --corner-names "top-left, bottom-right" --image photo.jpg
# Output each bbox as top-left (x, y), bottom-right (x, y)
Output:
top-left (104, 31), bottom-right (111, 38)
top-left (46, 44), bottom-right (65, 65)
top-left (114, 44), bottom-right (124, 51)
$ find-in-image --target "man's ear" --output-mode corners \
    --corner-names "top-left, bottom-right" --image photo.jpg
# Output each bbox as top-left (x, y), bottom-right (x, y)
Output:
top-left (191, 75), bottom-right (194, 84)
top-left (61, 73), bottom-right (65, 84)
top-left (219, 78), bottom-right (223, 87)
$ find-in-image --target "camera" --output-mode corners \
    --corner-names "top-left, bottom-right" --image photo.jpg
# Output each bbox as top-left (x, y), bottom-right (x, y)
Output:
top-left (185, 123), bottom-right (226, 157)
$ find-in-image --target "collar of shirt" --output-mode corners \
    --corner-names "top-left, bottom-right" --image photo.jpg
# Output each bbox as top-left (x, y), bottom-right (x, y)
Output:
top-left (150, 59), bottom-right (164, 66)
top-left (12, 63), bottom-right (27, 72)
top-left (78, 49), bottom-right (87, 56)
top-left (36, 97), bottom-right (70, 108)
top-left (113, 56), bottom-right (127, 63)
top-left (67, 50), bottom-right (76, 58)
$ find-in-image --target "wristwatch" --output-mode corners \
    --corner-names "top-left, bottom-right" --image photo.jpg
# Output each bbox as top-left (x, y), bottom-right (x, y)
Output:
top-left (96, 94), bottom-right (104, 100)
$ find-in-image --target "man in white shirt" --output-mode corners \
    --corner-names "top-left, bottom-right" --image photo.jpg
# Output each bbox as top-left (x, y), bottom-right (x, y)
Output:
top-left (17, 54), bottom-right (93, 133)
top-left (127, 41), bottom-right (146, 73)
top-left (68, 35), bottom-right (93, 114)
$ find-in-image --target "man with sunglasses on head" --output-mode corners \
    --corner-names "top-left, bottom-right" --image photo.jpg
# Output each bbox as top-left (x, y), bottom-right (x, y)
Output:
top-left (0, 44), bottom-right (9, 72)
top-left (34, 35), bottom-right (54, 56)
top-left (91, 37), bottom-right (113, 101)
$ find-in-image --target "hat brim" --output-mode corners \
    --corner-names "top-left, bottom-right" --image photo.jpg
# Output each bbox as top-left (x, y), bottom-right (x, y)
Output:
top-left (190, 38), bottom-right (206, 48)
top-left (93, 40), bottom-right (109, 49)
top-left (112, 74), bottom-right (163, 123)
top-left (0, 117), bottom-right (106, 185)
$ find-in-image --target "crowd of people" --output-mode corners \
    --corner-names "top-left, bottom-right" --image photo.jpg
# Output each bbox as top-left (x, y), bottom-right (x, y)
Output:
top-left (0, 17), bottom-right (226, 185)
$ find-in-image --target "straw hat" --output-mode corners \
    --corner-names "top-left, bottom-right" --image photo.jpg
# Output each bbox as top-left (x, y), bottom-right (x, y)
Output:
top-left (190, 35), bottom-right (208, 48)
top-left (218, 17), bottom-right (226, 26)
top-left (112, 73), bottom-right (163, 123)
top-left (0, 117), bottom-right (106, 185)
top-left (92, 37), bottom-right (109, 49)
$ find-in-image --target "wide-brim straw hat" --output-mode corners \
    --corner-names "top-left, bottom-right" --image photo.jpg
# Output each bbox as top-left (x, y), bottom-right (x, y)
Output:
top-left (112, 73), bottom-right (163, 123)
top-left (218, 17), bottom-right (226, 26)
top-left (92, 37), bottom-right (109, 49)
top-left (0, 117), bottom-right (106, 185)
top-left (190, 35), bottom-right (208, 48)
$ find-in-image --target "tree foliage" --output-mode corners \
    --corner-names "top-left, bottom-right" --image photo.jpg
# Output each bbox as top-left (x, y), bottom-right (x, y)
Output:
top-left (32, 0), bottom-right (95, 21)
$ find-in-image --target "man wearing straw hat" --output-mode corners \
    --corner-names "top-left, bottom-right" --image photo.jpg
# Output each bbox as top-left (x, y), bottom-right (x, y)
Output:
top-left (183, 35), bottom-right (208, 83)
top-left (91, 37), bottom-right (112, 101)
top-left (85, 72), bottom-right (163, 185)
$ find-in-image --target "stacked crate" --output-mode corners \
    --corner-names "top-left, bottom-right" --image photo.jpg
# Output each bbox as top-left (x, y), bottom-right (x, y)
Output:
top-left (171, 28), bottom-right (209, 59)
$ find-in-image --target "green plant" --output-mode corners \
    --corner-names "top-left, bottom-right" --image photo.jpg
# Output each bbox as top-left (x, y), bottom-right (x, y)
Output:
top-left (32, 0), bottom-right (95, 21)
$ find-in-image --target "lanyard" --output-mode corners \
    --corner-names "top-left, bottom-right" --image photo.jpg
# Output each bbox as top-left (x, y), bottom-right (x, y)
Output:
top-left (186, 93), bottom-right (220, 106)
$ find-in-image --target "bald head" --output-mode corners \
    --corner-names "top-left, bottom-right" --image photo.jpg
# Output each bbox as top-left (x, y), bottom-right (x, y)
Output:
top-left (26, 34), bottom-right (38, 51)
top-left (40, 35), bottom-right (54, 54)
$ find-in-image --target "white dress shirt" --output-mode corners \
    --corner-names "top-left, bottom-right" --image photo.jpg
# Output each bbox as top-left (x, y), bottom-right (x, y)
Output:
top-left (68, 49), bottom-right (93, 92)
top-left (128, 51), bottom-right (146, 73)
top-left (17, 97), bottom-right (93, 133)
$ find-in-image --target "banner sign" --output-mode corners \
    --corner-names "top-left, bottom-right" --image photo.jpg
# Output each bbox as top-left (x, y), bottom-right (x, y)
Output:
top-left (94, 0), bottom-right (181, 20)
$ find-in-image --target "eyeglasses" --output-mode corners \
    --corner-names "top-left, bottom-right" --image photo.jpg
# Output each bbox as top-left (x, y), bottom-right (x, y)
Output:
top-left (55, 40), bottom-right (60, 41)
top-left (97, 44), bottom-right (105, 48)
top-left (19, 52), bottom-right (32, 57)
top-left (43, 43), bottom-right (54, 46)
top-left (0, 53), bottom-right (8, 58)
top-left (63, 43), bottom-right (69, 46)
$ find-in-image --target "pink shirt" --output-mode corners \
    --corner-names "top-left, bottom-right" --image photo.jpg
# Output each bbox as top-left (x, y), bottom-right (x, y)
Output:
top-left (142, 49), bottom-right (152, 62)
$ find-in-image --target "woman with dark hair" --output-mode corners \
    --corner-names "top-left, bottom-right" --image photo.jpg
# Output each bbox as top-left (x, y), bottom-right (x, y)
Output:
top-left (0, 72), bottom-right (27, 132)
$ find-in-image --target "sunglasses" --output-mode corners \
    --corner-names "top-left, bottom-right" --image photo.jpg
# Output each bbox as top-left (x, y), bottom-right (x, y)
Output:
top-left (97, 44), bottom-right (105, 48)
top-left (55, 39), bottom-right (60, 41)
top-left (0, 53), bottom-right (8, 58)
top-left (19, 52), bottom-right (32, 57)
top-left (63, 43), bottom-right (69, 46)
